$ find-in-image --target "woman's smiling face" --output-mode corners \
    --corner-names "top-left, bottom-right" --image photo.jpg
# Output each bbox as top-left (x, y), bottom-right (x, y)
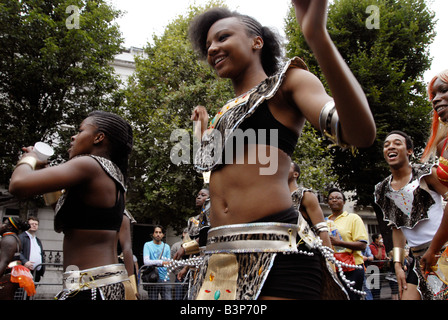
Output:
top-left (432, 77), bottom-right (448, 122)
top-left (206, 17), bottom-right (257, 79)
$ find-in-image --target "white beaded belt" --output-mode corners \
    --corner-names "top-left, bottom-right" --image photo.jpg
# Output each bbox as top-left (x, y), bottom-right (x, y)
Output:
top-left (62, 264), bottom-right (129, 291)
top-left (204, 222), bottom-right (299, 254)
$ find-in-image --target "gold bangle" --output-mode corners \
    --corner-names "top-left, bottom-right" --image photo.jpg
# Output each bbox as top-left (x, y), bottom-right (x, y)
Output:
top-left (393, 247), bottom-right (405, 265)
top-left (16, 156), bottom-right (37, 170)
top-left (182, 240), bottom-right (199, 255)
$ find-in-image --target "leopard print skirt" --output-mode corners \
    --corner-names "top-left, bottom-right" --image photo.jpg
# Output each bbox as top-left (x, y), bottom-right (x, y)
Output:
top-left (191, 251), bottom-right (277, 300)
top-left (190, 222), bottom-right (324, 300)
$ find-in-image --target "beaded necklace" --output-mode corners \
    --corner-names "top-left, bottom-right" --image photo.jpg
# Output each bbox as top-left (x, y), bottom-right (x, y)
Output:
top-left (208, 88), bottom-right (256, 129)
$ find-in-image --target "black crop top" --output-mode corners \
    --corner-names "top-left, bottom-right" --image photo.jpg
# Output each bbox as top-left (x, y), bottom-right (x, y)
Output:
top-left (236, 101), bottom-right (298, 156)
top-left (54, 155), bottom-right (125, 232)
top-left (195, 57), bottom-right (308, 173)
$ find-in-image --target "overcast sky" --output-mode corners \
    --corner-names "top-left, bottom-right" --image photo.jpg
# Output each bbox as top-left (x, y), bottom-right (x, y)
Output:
top-left (108, 0), bottom-right (447, 83)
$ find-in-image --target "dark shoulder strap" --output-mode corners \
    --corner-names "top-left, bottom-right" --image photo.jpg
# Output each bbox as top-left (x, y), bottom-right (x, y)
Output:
top-left (158, 243), bottom-right (166, 259)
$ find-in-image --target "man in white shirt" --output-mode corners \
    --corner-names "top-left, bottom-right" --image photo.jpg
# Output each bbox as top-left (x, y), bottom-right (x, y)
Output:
top-left (374, 131), bottom-right (448, 300)
top-left (19, 216), bottom-right (45, 282)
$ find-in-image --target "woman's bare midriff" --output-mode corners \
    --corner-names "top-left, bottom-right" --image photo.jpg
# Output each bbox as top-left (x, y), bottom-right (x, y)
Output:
top-left (62, 229), bottom-right (119, 270)
top-left (209, 146), bottom-right (293, 227)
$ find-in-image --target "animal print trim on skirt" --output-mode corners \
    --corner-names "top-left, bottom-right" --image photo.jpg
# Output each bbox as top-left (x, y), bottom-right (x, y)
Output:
top-left (55, 282), bottom-right (126, 300)
top-left (98, 282), bottom-right (126, 300)
top-left (413, 255), bottom-right (448, 300)
top-left (192, 252), bottom-right (276, 300)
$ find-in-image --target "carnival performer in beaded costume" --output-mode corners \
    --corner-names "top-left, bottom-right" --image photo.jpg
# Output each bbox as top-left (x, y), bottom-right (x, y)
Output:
top-left (374, 131), bottom-right (448, 300)
top-left (288, 162), bottom-right (349, 299)
top-left (185, 0), bottom-right (375, 300)
top-left (186, 188), bottom-right (211, 243)
top-left (420, 70), bottom-right (448, 283)
top-left (9, 111), bottom-right (136, 300)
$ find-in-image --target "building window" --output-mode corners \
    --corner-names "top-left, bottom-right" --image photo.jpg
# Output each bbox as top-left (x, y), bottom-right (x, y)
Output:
top-left (368, 224), bottom-right (380, 236)
top-left (2, 207), bottom-right (19, 223)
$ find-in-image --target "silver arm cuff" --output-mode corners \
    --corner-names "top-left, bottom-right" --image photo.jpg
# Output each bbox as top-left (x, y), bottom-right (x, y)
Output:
top-left (318, 100), bottom-right (348, 148)
top-left (311, 221), bottom-right (329, 234)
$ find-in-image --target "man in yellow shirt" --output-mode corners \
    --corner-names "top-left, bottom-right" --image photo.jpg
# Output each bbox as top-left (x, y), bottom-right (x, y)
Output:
top-left (327, 188), bottom-right (368, 300)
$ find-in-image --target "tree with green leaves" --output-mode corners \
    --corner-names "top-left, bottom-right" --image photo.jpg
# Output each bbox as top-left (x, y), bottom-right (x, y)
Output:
top-left (124, 1), bottom-right (233, 230)
top-left (292, 123), bottom-right (337, 192)
top-left (286, 0), bottom-right (435, 201)
top-left (285, 0), bottom-right (436, 248)
top-left (0, 0), bottom-right (124, 187)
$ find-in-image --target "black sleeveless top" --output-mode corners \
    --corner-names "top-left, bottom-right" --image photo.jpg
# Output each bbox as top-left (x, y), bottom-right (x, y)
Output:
top-left (238, 101), bottom-right (298, 156)
top-left (194, 57), bottom-right (308, 173)
top-left (54, 155), bottom-right (125, 232)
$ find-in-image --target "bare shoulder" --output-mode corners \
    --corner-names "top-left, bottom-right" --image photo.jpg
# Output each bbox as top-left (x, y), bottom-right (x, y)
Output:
top-left (281, 67), bottom-right (325, 94)
top-left (302, 190), bottom-right (320, 206)
top-left (279, 66), bottom-right (331, 125)
top-left (425, 166), bottom-right (439, 184)
top-left (0, 234), bottom-right (18, 247)
top-left (66, 155), bottom-right (102, 170)
top-left (58, 155), bottom-right (105, 181)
